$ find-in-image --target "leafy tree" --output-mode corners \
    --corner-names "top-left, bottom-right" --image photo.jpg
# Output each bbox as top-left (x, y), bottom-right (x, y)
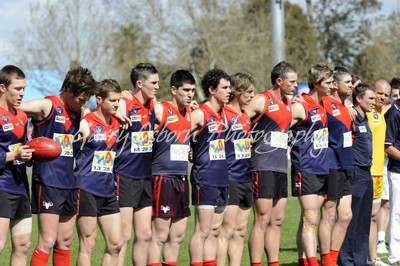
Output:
top-left (353, 10), bottom-right (400, 81)
top-left (310, 0), bottom-right (381, 67)
top-left (109, 23), bottom-right (152, 91)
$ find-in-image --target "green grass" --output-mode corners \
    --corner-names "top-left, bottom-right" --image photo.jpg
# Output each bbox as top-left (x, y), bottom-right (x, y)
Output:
top-left (3, 198), bottom-right (391, 265)
top-left (3, 197), bottom-right (303, 265)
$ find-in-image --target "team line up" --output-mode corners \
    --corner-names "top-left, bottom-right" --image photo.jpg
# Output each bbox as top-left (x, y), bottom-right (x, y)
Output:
top-left (1, 61), bottom-right (399, 266)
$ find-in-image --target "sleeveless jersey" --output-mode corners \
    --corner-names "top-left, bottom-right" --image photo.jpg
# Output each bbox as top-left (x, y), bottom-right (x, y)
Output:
top-left (114, 93), bottom-right (155, 179)
top-left (224, 105), bottom-right (252, 183)
top-left (250, 91), bottom-right (292, 173)
top-left (321, 96), bottom-right (354, 170)
top-left (0, 107), bottom-right (29, 194)
top-left (367, 106), bottom-right (386, 175)
top-left (353, 110), bottom-right (372, 167)
top-left (290, 94), bottom-right (329, 175)
top-left (32, 96), bottom-right (81, 189)
top-left (152, 102), bottom-right (191, 175)
top-left (190, 104), bottom-right (228, 187)
top-left (75, 113), bottom-right (119, 197)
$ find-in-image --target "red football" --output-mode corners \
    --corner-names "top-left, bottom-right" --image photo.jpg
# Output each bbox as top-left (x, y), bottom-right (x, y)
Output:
top-left (26, 137), bottom-right (62, 162)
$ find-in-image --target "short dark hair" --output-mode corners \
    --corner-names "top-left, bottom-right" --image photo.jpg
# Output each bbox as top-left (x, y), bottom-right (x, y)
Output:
top-left (60, 66), bottom-right (97, 97)
top-left (171, 70), bottom-right (195, 88)
top-left (390, 77), bottom-right (400, 90)
top-left (0, 65), bottom-right (25, 87)
top-left (201, 68), bottom-right (231, 97)
top-left (96, 79), bottom-right (122, 99)
top-left (333, 66), bottom-right (351, 83)
top-left (130, 63), bottom-right (158, 87)
top-left (271, 61), bottom-right (297, 86)
top-left (352, 82), bottom-right (375, 105)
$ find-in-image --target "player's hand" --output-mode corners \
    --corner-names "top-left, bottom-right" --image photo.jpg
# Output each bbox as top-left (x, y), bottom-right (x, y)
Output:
top-left (291, 94), bottom-right (305, 103)
top-left (348, 107), bottom-right (357, 121)
top-left (121, 90), bottom-right (133, 100)
top-left (15, 145), bottom-right (35, 162)
top-left (114, 113), bottom-right (132, 130)
top-left (189, 100), bottom-right (199, 112)
top-left (188, 151), bottom-right (194, 163)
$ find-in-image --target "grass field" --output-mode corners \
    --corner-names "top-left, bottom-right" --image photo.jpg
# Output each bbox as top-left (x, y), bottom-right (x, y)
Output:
top-left (3, 196), bottom-right (303, 265)
top-left (2, 178), bottom-right (389, 265)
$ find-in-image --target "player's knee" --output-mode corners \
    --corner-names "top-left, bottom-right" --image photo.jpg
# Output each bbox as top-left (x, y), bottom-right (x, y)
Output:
top-left (196, 227), bottom-right (211, 240)
top-left (235, 226), bottom-right (248, 239)
top-left (211, 225), bottom-right (222, 238)
top-left (338, 210), bottom-right (352, 226)
top-left (303, 209), bottom-right (319, 232)
top-left (136, 228), bottom-right (152, 242)
top-left (40, 235), bottom-right (57, 251)
top-left (222, 227), bottom-right (235, 241)
top-left (106, 239), bottom-right (122, 255)
top-left (14, 240), bottom-right (31, 257)
top-left (80, 237), bottom-right (96, 254)
top-left (272, 214), bottom-right (285, 227)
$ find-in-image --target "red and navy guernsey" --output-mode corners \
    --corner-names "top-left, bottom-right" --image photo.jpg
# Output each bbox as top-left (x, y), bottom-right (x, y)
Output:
top-left (290, 94), bottom-right (329, 175)
top-left (190, 104), bottom-right (228, 187)
top-left (114, 92), bottom-right (155, 179)
top-left (75, 113), bottom-right (119, 197)
top-left (251, 91), bottom-right (292, 173)
top-left (321, 96), bottom-right (354, 170)
top-left (31, 96), bottom-right (81, 189)
top-left (224, 105), bottom-right (252, 183)
top-left (0, 107), bottom-right (29, 194)
top-left (152, 102), bottom-right (191, 175)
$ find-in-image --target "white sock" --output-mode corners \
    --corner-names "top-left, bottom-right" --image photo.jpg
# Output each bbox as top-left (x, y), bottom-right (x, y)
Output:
top-left (377, 231), bottom-right (386, 242)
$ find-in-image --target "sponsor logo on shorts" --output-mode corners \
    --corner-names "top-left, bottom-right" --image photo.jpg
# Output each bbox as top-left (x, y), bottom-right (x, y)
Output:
top-left (42, 201), bottom-right (54, 209)
top-left (161, 205), bottom-right (170, 213)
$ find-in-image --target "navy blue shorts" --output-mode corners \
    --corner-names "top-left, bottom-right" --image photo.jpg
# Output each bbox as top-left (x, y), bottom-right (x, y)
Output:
top-left (115, 174), bottom-right (152, 208)
top-left (0, 190), bottom-right (31, 219)
top-left (152, 175), bottom-right (190, 218)
top-left (227, 181), bottom-right (253, 208)
top-left (76, 189), bottom-right (119, 217)
top-left (326, 169), bottom-right (353, 199)
top-left (31, 183), bottom-right (77, 215)
top-left (291, 171), bottom-right (328, 197)
top-left (192, 183), bottom-right (228, 206)
top-left (252, 171), bottom-right (288, 199)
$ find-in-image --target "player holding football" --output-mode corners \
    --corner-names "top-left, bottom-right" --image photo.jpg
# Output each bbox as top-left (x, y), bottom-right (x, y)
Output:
top-left (20, 66), bottom-right (97, 266)
top-left (0, 65), bottom-right (34, 266)
top-left (146, 70), bottom-right (196, 266)
top-left (74, 79), bottom-right (122, 266)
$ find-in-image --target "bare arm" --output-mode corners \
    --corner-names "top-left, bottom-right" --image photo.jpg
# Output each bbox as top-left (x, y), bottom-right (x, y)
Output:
top-left (244, 94), bottom-right (266, 120)
top-left (385, 144), bottom-right (400, 161)
top-left (190, 108), bottom-right (204, 135)
top-left (154, 103), bottom-right (164, 128)
top-left (290, 102), bottom-right (306, 127)
top-left (114, 99), bottom-right (131, 129)
top-left (19, 98), bottom-right (53, 121)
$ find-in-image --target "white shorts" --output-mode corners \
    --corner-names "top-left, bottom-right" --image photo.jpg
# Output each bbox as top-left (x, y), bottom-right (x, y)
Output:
top-left (382, 157), bottom-right (389, 200)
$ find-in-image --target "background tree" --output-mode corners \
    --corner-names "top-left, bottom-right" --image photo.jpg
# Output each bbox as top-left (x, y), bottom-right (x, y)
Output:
top-left (353, 9), bottom-right (400, 82)
top-left (311, 0), bottom-right (381, 67)
top-left (12, 0), bottom-right (118, 93)
top-left (109, 23), bottom-right (152, 91)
